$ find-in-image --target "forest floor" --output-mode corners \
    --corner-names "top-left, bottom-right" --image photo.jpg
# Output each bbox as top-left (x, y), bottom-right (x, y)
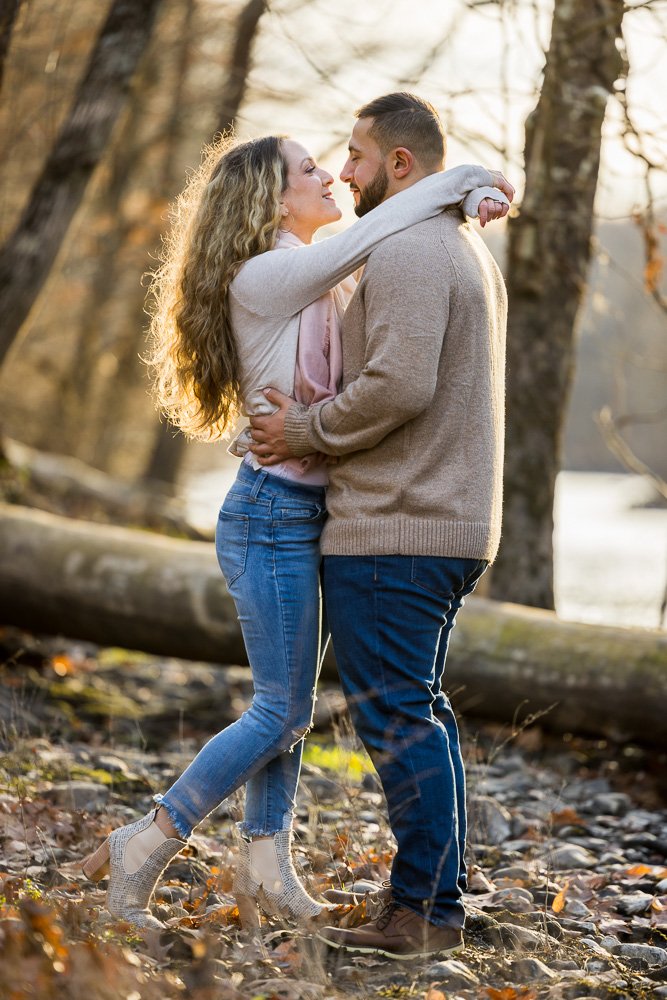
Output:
top-left (1, 628), bottom-right (667, 1000)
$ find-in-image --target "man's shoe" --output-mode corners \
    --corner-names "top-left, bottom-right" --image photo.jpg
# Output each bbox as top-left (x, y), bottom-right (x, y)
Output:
top-left (317, 897), bottom-right (464, 960)
top-left (321, 881), bottom-right (391, 915)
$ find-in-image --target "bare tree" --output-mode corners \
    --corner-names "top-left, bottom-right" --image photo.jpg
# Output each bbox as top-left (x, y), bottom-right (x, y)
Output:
top-left (0, 0), bottom-right (163, 367)
top-left (489, 0), bottom-right (625, 609)
top-left (0, 0), bottom-right (21, 93)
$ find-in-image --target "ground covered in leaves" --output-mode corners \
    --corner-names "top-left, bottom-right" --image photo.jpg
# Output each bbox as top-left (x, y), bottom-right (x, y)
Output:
top-left (1, 629), bottom-right (667, 1000)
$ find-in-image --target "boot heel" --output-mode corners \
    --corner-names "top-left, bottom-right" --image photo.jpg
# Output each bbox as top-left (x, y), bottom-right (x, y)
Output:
top-left (234, 892), bottom-right (261, 929)
top-left (81, 838), bottom-right (111, 881)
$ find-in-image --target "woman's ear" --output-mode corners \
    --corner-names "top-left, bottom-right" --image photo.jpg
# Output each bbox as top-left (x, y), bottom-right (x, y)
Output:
top-left (279, 201), bottom-right (289, 218)
top-left (392, 147), bottom-right (414, 179)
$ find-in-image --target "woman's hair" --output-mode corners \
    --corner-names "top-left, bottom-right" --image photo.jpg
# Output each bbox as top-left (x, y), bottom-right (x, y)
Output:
top-left (146, 134), bottom-right (288, 440)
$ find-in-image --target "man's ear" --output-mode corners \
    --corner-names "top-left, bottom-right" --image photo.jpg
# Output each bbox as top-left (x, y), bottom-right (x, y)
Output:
top-left (391, 147), bottom-right (415, 179)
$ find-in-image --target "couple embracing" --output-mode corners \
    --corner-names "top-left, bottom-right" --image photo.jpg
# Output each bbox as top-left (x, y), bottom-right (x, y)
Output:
top-left (82, 92), bottom-right (511, 961)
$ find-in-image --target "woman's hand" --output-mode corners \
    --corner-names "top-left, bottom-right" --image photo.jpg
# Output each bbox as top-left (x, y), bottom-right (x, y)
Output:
top-left (477, 170), bottom-right (514, 229)
top-left (488, 170), bottom-right (515, 204)
top-left (478, 196), bottom-right (509, 228)
top-left (479, 170), bottom-right (514, 228)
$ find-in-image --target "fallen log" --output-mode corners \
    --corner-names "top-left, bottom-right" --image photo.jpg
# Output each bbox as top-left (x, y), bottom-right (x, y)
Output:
top-left (1, 503), bottom-right (666, 745)
top-left (2, 437), bottom-right (210, 540)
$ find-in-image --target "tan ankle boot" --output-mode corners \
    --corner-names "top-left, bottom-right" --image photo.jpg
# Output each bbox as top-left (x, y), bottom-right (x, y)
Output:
top-left (233, 829), bottom-right (334, 928)
top-left (82, 807), bottom-right (186, 930)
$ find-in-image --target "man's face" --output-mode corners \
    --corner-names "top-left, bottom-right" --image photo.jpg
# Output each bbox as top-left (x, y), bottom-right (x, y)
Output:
top-left (340, 117), bottom-right (389, 217)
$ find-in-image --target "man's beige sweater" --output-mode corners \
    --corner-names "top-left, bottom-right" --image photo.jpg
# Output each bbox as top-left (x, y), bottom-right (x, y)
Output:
top-left (284, 208), bottom-right (508, 561)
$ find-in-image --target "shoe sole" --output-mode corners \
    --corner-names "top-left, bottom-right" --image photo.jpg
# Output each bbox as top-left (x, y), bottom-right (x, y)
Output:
top-left (316, 933), bottom-right (464, 961)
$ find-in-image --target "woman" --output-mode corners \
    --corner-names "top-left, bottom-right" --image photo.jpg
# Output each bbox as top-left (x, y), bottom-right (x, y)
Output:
top-left (81, 133), bottom-right (509, 930)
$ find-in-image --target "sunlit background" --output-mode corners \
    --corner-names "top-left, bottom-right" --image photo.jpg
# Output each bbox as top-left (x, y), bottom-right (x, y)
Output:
top-left (1, 0), bottom-right (666, 628)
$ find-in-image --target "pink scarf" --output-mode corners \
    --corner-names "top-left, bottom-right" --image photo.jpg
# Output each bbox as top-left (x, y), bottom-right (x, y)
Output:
top-left (276, 231), bottom-right (343, 475)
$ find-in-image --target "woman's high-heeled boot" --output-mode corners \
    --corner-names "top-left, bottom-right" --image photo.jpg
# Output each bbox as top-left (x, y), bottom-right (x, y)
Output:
top-left (233, 829), bottom-right (333, 928)
top-left (81, 807), bottom-right (186, 930)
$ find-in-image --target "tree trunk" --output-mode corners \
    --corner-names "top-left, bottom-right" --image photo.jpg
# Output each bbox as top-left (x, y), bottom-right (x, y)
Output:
top-left (1, 503), bottom-right (666, 746)
top-left (216, 0), bottom-right (268, 135)
top-left (490, 0), bottom-right (625, 609)
top-left (0, 0), bottom-right (21, 93)
top-left (0, 0), bottom-right (163, 367)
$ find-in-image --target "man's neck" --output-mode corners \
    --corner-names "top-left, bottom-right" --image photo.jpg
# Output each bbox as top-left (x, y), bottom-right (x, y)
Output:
top-left (383, 164), bottom-right (442, 201)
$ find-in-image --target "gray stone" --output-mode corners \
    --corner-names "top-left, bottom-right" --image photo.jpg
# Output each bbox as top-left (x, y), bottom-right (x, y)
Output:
top-left (469, 795), bottom-right (512, 846)
top-left (43, 781), bottom-right (110, 811)
top-left (155, 885), bottom-right (189, 903)
top-left (581, 937), bottom-right (611, 957)
top-left (564, 898), bottom-right (593, 918)
top-left (550, 960), bottom-right (580, 971)
top-left (599, 935), bottom-right (620, 950)
top-left (489, 886), bottom-right (534, 913)
top-left (653, 988), bottom-right (667, 999)
top-left (497, 923), bottom-right (547, 951)
top-left (656, 877), bottom-right (667, 893)
top-left (93, 754), bottom-right (130, 774)
top-left (510, 957), bottom-right (557, 981)
top-left (611, 943), bottom-right (667, 968)
top-left (544, 843), bottom-right (597, 870)
top-left (591, 792), bottom-right (632, 816)
top-left (585, 959), bottom-right (612, 973)
top-left (426, 959), bottom-right (479, 988)
top-left (615, 891), bottom-right (653, 916)
top-left (491, 864), bottom-right (535, 881)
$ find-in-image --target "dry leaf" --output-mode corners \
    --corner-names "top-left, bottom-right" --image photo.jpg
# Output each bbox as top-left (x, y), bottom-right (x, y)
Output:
top-left (552, 881), bottom-right (569, 913)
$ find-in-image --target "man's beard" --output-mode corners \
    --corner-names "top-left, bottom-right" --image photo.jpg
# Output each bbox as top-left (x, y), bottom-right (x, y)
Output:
top-left (354, 164), bottom-right (389, 217)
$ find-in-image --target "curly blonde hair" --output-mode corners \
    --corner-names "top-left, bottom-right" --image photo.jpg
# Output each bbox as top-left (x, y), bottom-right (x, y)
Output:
top-left (146, 134), bottom-right (288, 440)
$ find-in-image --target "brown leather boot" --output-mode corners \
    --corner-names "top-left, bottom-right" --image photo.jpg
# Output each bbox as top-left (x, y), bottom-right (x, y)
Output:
top-left (317, 896), bottom-right (464, 960)
top-left (321, 881), bottom-right (391, 914)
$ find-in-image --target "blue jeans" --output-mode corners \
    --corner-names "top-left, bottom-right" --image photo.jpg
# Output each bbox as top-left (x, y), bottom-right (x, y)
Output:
top-left (156, 464), bottom-right (327, 839)
top-left (323, 554), bottom-right (487, 929)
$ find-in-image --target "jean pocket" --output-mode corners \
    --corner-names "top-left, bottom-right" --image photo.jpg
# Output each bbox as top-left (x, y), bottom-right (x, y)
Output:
top-left (410, 556), bottom-right (485, 599)
top-left (273, 501), bottom-right (325, 523)
top-left (216, 510), bottom-right (249, 585)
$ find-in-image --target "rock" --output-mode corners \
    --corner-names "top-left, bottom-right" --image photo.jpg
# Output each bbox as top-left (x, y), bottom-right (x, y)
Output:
top-left (581, 937), bottom-right (611, 957)
top-left (544, 843), bottom-right (597, 870)
top-left (564, 898), bottom-right (593, 918)
top-left (469, 795), bottom-right (512, 845)
top-left (590, 792), bottom-right (632, 816)
top-left (653, 988), bottom-right (667, 999)
top-left (92, 754), bottom-right (130, 774)
top-left (611, 943), bottom-right (667, 968)
top-left (491, 864), bottom-right (536, 881)
top-left (549, 960), bottom-right (580, 971)
top-left (497, 923), bottom-right (548, 951)
top-left (510, 957), bottom-right (557, 981)
top-left (615, 891), bottom-right (653, 916)
top-left (426, 959), bottom-right (480, 988)
top-left (657, 878), bottom-right (667, 893)
top-left (42, 781), bottom-right (110, 811)
top-left (489, 887), bottom-right (534, 913)
top-left (155, 885), bottom-right (189, 903)
top-left (586, 958), bottom-right (612, 973)
top-left (467, 868), bottom-right (495, 893)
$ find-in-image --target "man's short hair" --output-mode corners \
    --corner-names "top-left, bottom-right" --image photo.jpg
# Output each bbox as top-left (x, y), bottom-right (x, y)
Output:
top-left (355, 92), bottom-right (446, 168)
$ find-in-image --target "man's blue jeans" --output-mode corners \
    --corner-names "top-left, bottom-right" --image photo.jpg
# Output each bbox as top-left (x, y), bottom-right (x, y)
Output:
top-left (323, 554), bottom-right (487, 929)
top-left (156, 464), bottom-right (327, 839)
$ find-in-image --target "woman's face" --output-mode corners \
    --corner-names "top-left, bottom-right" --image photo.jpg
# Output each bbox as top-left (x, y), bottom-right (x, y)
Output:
top-left (280, 139), bottom-right (342, 243)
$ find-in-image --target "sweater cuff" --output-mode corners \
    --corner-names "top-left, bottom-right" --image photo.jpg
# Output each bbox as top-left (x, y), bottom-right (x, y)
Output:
top-left (461, 185), bottom-right (510, 219)
top-left (284, 403), bottom-right (317, 457)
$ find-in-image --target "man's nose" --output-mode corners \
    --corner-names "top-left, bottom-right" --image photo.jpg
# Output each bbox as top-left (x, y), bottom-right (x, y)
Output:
top-left (340, 159), bottom-right (353, 183)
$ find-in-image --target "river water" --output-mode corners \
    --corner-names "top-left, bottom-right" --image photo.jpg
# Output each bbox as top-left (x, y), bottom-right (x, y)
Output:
top-left (185, 469), bottom-right (667, 632)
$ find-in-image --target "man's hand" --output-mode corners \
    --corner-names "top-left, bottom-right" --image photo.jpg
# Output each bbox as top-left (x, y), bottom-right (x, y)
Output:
top-left (248, 388), bottom-right (295, 465)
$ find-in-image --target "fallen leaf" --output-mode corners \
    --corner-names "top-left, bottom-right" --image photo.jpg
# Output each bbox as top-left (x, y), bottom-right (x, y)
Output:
top-left (425, 987), bottom-right (446, 1000)
top-left (552, 881), bottom-right (569, 913)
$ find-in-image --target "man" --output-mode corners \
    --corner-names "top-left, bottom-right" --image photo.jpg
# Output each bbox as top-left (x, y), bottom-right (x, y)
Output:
top-left (249, 93), bottom-right (510, 959)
